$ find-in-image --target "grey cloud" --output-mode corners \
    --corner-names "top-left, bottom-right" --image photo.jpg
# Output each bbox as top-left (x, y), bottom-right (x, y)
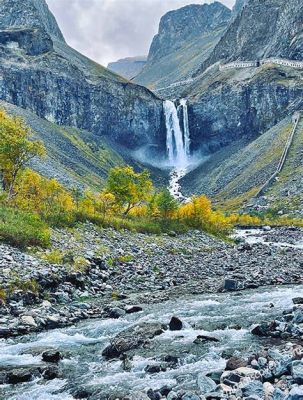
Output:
top-left (46, 0), bottom-right (235, 66)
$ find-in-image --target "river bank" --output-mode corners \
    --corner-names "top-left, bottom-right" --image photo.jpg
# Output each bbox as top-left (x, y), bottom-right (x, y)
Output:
top-left (0, 225), bottom-right (302, 399)
top-left (0, 224), bottom-right (302, 339)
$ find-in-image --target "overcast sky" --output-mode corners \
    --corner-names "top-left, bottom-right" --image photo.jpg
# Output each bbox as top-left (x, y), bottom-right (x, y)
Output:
top-left (46, 0), bottom-right (235, 67)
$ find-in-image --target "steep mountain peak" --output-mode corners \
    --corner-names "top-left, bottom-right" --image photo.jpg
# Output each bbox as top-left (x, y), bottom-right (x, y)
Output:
top-left (0, 0), bottom-right (65, 42)
top-left (147, 1), bottom-right (231, 64)
top-left (134, 1), bottom-right (231, 94)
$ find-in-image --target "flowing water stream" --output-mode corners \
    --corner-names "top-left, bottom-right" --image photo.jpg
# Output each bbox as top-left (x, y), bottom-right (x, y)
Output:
top-left (164, 99), bottom-right (191, 201)
top-left (233, 228), bottom-right (303, 250)
top-left (1, 284), bottom-right (302, 399)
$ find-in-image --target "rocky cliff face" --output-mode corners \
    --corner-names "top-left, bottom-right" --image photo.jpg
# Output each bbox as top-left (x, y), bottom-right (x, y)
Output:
top-left (232, 0), bottom-right (248, 16)
top-left (0, 0), bottom-right (165, 153)
top-left (181, 0), bottom-right (303, 155)
top-left (0, 0), bottom-right (65, 42)
top-left (148, 1), bottom-right (231, 64)
top-left (179, 0), bottom-right (303, 207)
top-left (196, 0), bottom-right (303, 75)
top-left (134, 2), bottom-right (231, 95)
top-left (107, 56), bottom-right (147, 80)
top-left (186, 67), bottom-right (303, 154)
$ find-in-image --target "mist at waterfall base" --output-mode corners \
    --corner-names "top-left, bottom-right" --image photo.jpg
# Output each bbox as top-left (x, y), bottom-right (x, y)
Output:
top-left (133, 99), bottom-right (207, 172)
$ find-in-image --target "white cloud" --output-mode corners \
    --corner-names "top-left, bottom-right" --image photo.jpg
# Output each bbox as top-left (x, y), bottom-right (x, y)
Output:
top-left (46, 0), bottom-right (235, 66)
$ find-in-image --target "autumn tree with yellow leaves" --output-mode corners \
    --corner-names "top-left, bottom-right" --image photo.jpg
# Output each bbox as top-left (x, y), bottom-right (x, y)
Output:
top-left (0, 110), bottom-right (45, 199)
top-left (106, 166), bottom-right (153, 215)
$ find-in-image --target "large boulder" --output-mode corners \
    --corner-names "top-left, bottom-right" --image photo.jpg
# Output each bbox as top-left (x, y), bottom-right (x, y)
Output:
top-left (42, 350), bottom-right (62, 363)
top-left (223, 279), bottom-right (244, 291)
top-left (221, 367), bottom-right (262, 384)
top-left (197, 374), bottom-right (216, 395)
top-left (169, 316), bottom-right (183, 331)
top-left (226, 356), bottom-right (248, 370)
top-left (286, 387), bottom-right (303, 400)
top-left (102, 322), bottom-right (166, 359)
top-left (291, 360), bottom-right (303, 384)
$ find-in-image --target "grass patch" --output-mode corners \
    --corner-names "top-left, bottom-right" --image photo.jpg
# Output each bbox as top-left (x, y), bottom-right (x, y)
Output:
top-left (0, 288), bottom-right (6, 303)
top-left (41, 249), bottom-right (65, 264)
top-left (0, 205), bottom-right (50, 248)
top-left (8, 277), bottom-right (40, 295)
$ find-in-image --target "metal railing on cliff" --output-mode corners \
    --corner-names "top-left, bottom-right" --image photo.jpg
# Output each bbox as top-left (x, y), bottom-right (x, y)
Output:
top-left (255, 111), bottom-right (301, 198)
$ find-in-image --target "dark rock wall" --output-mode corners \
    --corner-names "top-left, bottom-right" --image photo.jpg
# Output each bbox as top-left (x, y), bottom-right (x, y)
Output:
top-left (0, 59), bottom-right (165, 150)
top-left (188, 71), bottom-right (303, 153)
top-left (0, 0), bottom-right (166, 153)
top-left (0, 28), bottom-right (53, 55)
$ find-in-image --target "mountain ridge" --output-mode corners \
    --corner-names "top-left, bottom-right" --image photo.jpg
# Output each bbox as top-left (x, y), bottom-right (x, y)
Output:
top-left (134, 1), bottom-right (231, 95)
top-left (108, 56), bottom-right (147, 80)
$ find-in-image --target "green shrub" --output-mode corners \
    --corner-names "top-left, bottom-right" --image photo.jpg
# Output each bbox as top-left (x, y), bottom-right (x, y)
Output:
top-left (9, 277), bottom-right (40, 295)
top-left (0, 205), bottom-right (50, 248)
top-left (0, 288), bottom-right (6, 303)
top-left (41, 249), bottom-right (65, 264)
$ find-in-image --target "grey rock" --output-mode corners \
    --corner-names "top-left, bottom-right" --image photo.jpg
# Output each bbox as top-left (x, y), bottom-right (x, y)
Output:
top-left (193, 334), bottom-right (219, 344)
top-left (242, 381), bottom-right (264, 398)
top-left (197, 374), bottom-right (216, 395)
top-left (106, 307), bottom-right (126, 319)
top-left (286, 387), bottom-right (303, 400)
top-left (135, 2), bottom-right (231, 93)
top-left (272, 388), bottom-right (286, 400)
top-left (291, 360), bottom-right (303, 384)
top-left (102, 322), bottom-right (166, 359)
top-left (181, 392), bottom-right (200, 400)
top-left (293, 310), bottom-right (303, 324)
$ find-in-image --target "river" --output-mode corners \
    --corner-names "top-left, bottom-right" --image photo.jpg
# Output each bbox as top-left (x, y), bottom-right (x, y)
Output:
top-left (1, 283), bottom-right (302, 399)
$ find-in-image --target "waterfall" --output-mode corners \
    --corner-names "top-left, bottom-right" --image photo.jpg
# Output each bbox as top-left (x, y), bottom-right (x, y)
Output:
top-left (163, 99), bottom-right (190, 168)
top-left (180, 99), bottom-right (191, 157)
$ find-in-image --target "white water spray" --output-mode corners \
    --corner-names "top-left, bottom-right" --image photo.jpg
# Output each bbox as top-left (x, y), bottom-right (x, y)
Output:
top-left (164, 100), bottom-right (190, 168)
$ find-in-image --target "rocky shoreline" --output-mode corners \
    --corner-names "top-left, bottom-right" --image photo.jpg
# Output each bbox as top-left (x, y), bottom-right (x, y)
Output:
top-left (0, 224), bottom-right (302, 340)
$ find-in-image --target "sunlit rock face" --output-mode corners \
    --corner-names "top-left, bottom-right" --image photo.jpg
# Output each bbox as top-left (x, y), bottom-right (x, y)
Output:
top-left (0, 0), bottom-right (166, 152)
